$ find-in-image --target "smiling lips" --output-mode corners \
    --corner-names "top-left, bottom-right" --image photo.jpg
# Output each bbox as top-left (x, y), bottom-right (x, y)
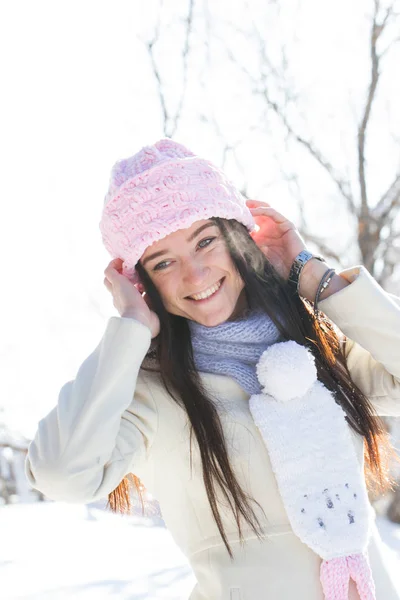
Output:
top-left (187, 278), bottom-right (224, 301)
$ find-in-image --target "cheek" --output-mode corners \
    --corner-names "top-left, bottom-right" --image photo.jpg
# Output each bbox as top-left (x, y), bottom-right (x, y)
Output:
top-left (232, 274), bottom-right (245, 297)
top-left (155, 275), bottom-right (181, 308)
top-left (217, 252), bottom-right (243, 288)
top-left (206, 245), bottom-right (234, 274)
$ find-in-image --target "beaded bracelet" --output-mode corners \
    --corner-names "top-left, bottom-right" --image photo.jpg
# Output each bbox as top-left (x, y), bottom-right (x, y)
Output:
top-left (314, 268), bottom-right (336, 316)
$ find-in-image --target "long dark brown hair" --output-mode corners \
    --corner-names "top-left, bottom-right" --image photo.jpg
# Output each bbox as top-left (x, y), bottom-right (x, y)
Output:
top-left (107, 217), bottom-right (399, 558)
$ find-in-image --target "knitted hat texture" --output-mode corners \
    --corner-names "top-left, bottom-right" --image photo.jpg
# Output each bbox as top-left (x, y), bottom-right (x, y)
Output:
top-left (99, 138), bottom-right (256, 283)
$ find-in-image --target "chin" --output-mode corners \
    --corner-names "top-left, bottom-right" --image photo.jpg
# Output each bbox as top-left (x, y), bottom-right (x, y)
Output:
top-left (190, 305), bottom-right (236, 327)
top-left (196, 316), bottom-right (226, 327)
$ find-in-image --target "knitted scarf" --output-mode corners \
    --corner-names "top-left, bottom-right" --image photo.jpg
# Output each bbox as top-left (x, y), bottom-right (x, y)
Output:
top-left (189, 310), bottom-right (377, 600)
top-left (189, 309), bottom-right (283, 394)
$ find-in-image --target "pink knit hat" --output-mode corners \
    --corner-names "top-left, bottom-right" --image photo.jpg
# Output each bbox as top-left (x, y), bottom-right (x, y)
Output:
top-left (99, 138), bottom-right (256, 284)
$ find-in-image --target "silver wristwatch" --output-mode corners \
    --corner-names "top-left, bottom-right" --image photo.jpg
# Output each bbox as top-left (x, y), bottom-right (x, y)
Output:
top-left (288, 250), bottom-right (326, 295)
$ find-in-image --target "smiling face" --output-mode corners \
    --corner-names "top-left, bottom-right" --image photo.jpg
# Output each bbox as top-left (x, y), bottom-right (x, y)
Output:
top-left (139, 219), bottom-right (248, 326)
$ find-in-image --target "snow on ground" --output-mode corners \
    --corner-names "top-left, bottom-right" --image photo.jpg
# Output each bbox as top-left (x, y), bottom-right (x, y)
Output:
top-left (1, 501), bottom-right (400, 599)
top-left (0, 502), bottom-right (196, 599)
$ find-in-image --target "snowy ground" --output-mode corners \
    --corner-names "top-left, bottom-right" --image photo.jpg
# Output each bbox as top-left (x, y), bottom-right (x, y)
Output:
top-left (0, 502), bottom-right (196, 599)
top-left (1, 501), bottom-right (400, 600)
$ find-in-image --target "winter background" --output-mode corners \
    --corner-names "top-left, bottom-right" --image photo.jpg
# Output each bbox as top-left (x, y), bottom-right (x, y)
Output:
top-left (1, 0), bottom-right (400, 598)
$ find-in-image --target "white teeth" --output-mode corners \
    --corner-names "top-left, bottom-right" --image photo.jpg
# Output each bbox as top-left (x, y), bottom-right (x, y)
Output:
top-left (189, 279), bottom-right (222, 301)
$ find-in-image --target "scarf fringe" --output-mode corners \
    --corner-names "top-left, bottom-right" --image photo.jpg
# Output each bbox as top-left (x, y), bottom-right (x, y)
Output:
top-left (320, 553), bottom-right (376, 600)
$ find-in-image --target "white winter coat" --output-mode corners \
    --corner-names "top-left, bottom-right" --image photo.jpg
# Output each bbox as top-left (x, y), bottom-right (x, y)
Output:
top-left (26, 266), bottom-right (400, 599)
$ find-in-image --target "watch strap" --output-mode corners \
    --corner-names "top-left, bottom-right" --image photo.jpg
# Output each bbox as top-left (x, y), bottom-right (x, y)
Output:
top-left (288, 250), bottom-right (326, 295)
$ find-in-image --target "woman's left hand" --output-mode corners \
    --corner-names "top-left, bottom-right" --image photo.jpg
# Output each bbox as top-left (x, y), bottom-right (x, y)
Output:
top-left (246, 199), bottom-right (308, 280)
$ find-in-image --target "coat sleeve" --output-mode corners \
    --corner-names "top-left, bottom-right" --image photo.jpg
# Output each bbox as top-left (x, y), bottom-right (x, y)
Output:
top-left (25, 316), bottom-right (158, 503)
top-left (318, 266), bottom-right (400, 416)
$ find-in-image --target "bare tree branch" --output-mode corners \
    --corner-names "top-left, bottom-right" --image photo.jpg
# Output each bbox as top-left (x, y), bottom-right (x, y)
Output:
top-left (357, 1), bottom-right (383, 218)
top-left (248, 21), bottom-right (358, 214)
top-left (297, 230), bottom-right (343, 263)
top-left (169, 0), bottom-right (195, 137)
top-left (201, 112), bottom-right (263, 197)
top-left (373, 172), bottom-right (400, 225)
top-left (356, 0), bottom-right (400, 273)
top-left (263, 93), bottom-right (357, 215)
top-left (146, 4), bottom-right (168, 133)
top-left (145, 0), bottom-right (194, 137)
top-left (356, 0), bottom-right (398, 213)
top-left (381, 34), bottom-right (400, 56)
top-left (377, 223), bottom-right (400, 284)
top-left (212, 21), bottom-right (357, 215)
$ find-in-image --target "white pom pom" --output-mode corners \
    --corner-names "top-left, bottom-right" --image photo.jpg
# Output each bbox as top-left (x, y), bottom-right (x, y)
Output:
top-left (256, 341), bottom-right (317, 402)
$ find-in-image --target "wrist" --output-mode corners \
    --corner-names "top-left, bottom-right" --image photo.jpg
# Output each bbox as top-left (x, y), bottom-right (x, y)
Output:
top-left (287, 250), bottom-right (325, 295)
top-left (298, 259), bottom-right (349, 302)
top-left (121, 310), bottom-right (151, 329)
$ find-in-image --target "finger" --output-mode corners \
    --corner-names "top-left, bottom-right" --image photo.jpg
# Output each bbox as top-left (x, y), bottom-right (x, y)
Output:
top-left (246, 199), bottom-right (271, 208)
top-left (249, 206), bottom-right (288, 224)
top-left (106, 258), bottom-right (123, 267)
top-left (105, 258), bottom-right (123, 270)
top-left (104, 258), bottom-right (124, 279)
top-left (104, 268), bottom-right (118, 283)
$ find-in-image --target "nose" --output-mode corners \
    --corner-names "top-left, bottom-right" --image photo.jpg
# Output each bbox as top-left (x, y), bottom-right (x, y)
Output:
top-left (182, 257), bottom-right (210, 286)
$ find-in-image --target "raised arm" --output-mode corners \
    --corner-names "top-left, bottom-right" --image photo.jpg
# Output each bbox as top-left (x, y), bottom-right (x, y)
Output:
top-left (318, 266), bottom-right (400, 416)
top-left (25, 316), bottom-right (158, 503)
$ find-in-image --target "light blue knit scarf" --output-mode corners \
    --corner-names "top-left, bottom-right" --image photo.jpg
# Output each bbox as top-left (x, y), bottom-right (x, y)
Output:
top-left (188, 309), bottom-right (284, 395)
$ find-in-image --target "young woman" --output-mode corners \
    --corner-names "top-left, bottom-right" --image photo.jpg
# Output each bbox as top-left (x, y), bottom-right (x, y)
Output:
top-left (25, 139), bottom-right (400, 600)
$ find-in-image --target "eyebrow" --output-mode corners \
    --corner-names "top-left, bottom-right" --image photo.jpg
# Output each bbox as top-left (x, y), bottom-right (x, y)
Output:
top-left (141, 222), bottom-right (216, 267)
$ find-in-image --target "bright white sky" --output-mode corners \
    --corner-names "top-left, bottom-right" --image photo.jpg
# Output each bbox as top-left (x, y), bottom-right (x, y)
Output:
top-left (1, 0), bottom-right (399, 438)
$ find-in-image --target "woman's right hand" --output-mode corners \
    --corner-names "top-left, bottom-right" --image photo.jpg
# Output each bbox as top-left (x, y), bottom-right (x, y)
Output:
top-left (103, 258), bottom-right (161, 339)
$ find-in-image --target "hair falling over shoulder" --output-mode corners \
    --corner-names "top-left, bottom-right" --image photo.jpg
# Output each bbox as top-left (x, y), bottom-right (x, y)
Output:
top-left (106, 217), bottom-right (400, 559)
